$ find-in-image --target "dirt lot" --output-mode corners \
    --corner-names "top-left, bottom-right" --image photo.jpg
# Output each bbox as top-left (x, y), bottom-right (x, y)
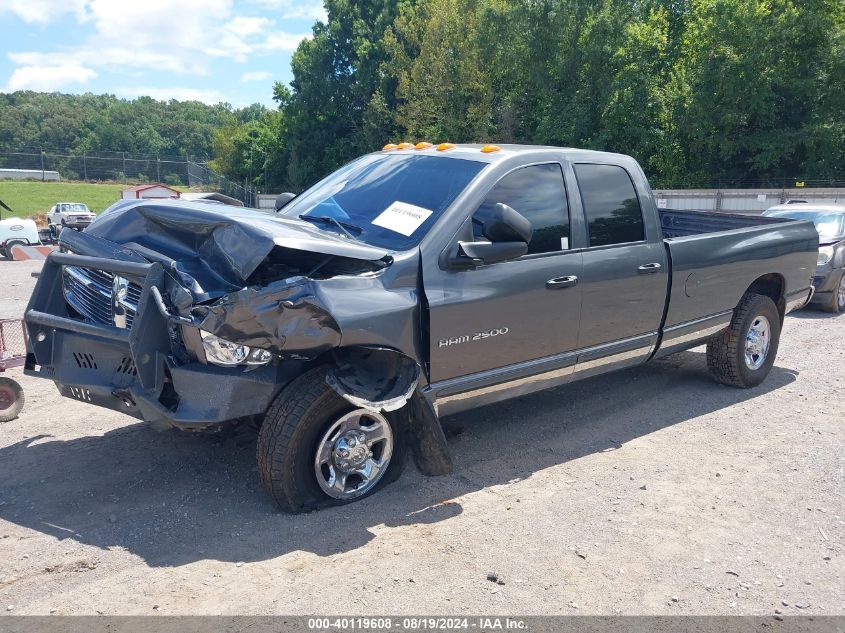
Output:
top-left (0, 259), bottom-right (842, 616)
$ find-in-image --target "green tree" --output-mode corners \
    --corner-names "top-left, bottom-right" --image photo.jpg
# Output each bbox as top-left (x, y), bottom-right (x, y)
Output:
top-left (677, 0), bottom-right (843, 185)
top-left (280, 0), bottom-right (407, 189)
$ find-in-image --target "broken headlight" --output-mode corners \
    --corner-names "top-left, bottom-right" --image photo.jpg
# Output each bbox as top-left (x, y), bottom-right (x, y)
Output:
top-left (817, 246), bottom-right (834, 266)
top-left (200, 331), bottom-right (273, 367)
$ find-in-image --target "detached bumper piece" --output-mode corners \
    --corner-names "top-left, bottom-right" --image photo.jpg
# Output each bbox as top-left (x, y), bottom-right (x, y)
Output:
top-left (24, 244), bottom-right (278, 430)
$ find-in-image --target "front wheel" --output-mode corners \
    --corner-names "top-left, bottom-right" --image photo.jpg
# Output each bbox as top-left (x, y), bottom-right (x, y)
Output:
top-left (257, 366), bottom-right (406, 513)
top-left (0, 377), bottom-right (24, 422)
top-left (706, 293), bottom-right (781, 388)
top-left (821, 270), bottom-right (845, 314)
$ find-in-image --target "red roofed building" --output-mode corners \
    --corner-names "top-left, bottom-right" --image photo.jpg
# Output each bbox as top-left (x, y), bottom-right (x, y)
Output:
top-left (121, 184), bottom-right (181, 200)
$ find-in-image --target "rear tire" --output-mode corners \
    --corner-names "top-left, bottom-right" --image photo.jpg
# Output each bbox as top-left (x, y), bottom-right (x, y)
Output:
top-left (0, 377), bottom-right (24, 422)
top-left (256, 366), bottom-right (406, 513)
top-left (820, 270), bottom-right (845, 314)
top-left (706, 293), bottom-right (781, 388)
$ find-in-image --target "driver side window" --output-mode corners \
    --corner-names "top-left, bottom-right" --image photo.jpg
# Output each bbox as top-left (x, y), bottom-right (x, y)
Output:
top-left (473, 163), bottom-right (570, 255)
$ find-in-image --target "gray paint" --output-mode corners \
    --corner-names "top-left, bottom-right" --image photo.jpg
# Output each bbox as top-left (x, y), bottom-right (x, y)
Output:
top-left (25, 146), bottom-right (818, 436)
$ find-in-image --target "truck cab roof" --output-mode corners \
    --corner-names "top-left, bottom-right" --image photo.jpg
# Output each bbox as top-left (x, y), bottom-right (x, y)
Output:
top-left (379, 143), bottom-right (634, 165)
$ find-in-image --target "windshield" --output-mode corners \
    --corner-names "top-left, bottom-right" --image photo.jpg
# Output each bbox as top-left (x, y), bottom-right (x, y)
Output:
top-left (281, 154), bottom-right (487, 250)
top-left (766, 209), bottom-right (845, 240)
top-left (59, 203), bottom-right (90, 212)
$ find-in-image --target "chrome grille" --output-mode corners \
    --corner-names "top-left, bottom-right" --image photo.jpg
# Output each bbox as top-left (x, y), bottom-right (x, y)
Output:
top-left (62, 266), bottom-right (142, 328)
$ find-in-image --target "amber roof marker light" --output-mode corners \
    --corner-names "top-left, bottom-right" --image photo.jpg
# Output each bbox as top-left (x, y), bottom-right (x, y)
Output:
top-left (480, 145), bottom-right (501, 153)
top-left (396, 142), bottom-right (415, 150)
top-left (436, 143), bottom-right (456, 151)
top-left (382, 143), bottom-right (398, 150)
top-left (415, 142), bottom-right (433, 150)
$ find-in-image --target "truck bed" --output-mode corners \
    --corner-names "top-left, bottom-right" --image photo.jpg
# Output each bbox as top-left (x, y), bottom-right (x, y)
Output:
top-left (655, 209), bottom-right (818, 356)
top-left (659, 209), bottom-right (787, 238)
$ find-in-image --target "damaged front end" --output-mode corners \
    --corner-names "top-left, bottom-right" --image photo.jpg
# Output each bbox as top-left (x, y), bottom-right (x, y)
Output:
top-left (24, 201), bottom-right (427, 434)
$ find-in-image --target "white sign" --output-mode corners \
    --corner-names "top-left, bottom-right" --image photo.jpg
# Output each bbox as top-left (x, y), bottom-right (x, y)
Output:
top-left (757, 194), bottom-right (767, 202)
top-left (657, 198), bottom-right (668, 209)
top-left (372, 201), bottom-right (433, 236)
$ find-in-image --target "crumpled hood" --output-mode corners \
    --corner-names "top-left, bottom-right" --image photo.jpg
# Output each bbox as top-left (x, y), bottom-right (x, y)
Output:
top-left (85, 199), bottom-right (390, 295)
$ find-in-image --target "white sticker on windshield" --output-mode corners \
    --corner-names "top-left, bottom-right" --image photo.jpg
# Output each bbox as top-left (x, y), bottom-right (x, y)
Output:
top-left (372, 201), bottom-right (433, 236)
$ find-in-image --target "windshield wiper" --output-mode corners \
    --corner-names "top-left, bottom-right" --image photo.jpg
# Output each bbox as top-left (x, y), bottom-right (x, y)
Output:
top-left (299, 214), bottom-right (363, 239)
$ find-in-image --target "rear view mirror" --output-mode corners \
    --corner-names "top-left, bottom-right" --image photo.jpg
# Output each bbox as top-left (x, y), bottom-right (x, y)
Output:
top-left (274, 192), bottom-right (297, 211)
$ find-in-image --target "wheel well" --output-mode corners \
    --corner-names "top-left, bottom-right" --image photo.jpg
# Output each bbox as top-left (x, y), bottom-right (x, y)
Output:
top-left (746, 273), bottom-right (786, 321)
top-left (325, 346), bottom-right (421, 411)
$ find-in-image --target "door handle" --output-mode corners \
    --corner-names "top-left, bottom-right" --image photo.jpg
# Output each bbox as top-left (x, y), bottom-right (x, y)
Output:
top-left (638, 262), bottom-right (662, 274)
top-left (546, 275), bottom-right (579, 290)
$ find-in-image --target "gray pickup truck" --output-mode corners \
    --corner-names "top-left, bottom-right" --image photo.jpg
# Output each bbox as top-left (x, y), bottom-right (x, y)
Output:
top-left (25, 145), bottom-right (818, 512)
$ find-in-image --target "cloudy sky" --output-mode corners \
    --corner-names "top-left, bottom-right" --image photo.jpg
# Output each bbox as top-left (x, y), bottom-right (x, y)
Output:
top-left (0, 0), bottom-right (326, 106)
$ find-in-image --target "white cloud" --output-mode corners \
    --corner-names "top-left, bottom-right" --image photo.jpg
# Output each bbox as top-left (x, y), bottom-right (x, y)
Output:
top-left (6, 0), bottom-right (311, 77)
top-left (227, 15), bottom-right (272, 36)
top-left (3, 0), bottom-right (313, 104)
top-left (3, 64), bottom-right (96, 92)
top-left (241, 71), bottom-right (273, 82)
top-left (258, 31), bottom-right (309, 52)
top-left (115, 86), bottom-right (228, 105)
top-left (251, 0), bottom-right (326, 21)
top-left (10, 49), bottom-right (203, 75)
top-left (0, 0), bottom-right (89, 24)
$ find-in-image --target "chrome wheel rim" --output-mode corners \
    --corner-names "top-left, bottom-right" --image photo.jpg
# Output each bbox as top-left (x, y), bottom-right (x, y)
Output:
top-left (744, 315), bottom-right (771, 370)
top-left (314, 409), bottom-right (393, 500)
top-left (838, 274), bottom-right (845, 310)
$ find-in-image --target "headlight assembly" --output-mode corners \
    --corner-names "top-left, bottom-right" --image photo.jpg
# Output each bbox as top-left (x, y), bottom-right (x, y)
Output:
top-left (817, 246), bottom-right (834, 266)
top-left (200, 331), bottom-right (273, 367)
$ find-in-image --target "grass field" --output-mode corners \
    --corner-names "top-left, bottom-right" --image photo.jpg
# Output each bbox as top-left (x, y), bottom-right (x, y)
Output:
top-left (0, 181), bottom-right (124, 218)
top-left (0, 181), bottom-right (192, 219)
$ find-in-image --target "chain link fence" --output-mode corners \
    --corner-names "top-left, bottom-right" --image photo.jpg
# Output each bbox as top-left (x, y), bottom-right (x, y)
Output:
top-left (0, 147), bottom-right (257, 207)
top-left (654, 188), bottom-right (845, 214)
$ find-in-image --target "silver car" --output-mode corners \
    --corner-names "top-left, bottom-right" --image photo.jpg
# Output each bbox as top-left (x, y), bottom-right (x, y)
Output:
top-left (764, 204), bottom-right (845, 313)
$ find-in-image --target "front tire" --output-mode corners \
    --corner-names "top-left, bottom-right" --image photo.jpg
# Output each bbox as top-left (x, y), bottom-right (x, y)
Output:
top-left (821, 270), bottom-right (845, 314)
top-left (707, 293), bottom-right (781, 388)
top-left (257, 366), bottom-right (406, 513)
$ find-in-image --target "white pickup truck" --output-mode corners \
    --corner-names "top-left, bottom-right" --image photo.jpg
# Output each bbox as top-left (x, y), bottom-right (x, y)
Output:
top-left (47, 202), bottom-right (97, 233)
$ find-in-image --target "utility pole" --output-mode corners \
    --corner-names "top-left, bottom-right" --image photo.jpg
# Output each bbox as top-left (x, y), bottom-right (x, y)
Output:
top-left (83, 154), bottom-right (87, 181)
top-left (40, 147), bottom-right (45, 181)
top-left (156, 157), bottom-right (161, 183)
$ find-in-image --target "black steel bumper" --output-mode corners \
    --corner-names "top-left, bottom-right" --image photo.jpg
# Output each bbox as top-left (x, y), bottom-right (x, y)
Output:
top-left (24, 251), bottom-right (281, 430)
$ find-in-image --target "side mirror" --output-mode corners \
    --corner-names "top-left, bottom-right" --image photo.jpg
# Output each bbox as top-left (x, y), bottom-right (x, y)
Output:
top-left (449, 202), bottom-right (532, 268)
top-left (453, 240), bottom-right (528, 267)
top-left (479, 203), bottom-right (533, 243)
top-left (274, 192), bottom-right (297, 211)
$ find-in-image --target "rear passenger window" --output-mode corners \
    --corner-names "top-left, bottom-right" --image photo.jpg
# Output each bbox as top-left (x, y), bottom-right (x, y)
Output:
top-left (574, 163), bottom-right (645, 247)
top-left (474, 163), bottom-right (570, 255)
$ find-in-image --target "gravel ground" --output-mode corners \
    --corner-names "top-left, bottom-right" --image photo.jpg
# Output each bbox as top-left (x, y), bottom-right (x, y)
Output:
top-left (0, 259), bottom-right (842, 616)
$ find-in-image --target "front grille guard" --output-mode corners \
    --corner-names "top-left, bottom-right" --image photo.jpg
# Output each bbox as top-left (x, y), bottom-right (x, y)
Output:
top-left (26, 251), bottom-right (173, 392)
